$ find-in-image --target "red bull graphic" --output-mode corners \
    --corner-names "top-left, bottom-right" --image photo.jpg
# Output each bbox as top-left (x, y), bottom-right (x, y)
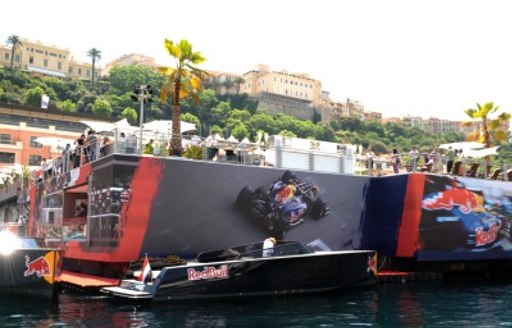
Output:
top-left (475, 223), bottom-right (501, 247)
top-left (24, 255), bottom-right (50, 278)
top-left (418, 175), bottom-right (504, 257)
top-left (422, 188), bottom-right (483, 214)
top-left (187, 265), bottom-right (229, 281)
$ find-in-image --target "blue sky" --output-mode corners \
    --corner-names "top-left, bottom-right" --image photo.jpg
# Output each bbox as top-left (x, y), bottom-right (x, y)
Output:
top-left (2, 0), bottom-right (512, 121)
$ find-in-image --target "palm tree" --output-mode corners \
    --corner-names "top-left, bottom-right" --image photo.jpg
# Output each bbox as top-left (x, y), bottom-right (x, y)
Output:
top-left (159, 39), bottom-right (207, 156)
top-left (222, 78), bottom-right (235, 94)
top-left (6, 35), bottom-right (22, 69)
top-left (234, 76), bottom-right (245, 94)
top-left (463, 101), bottom-right (511, 147)
top-left (87, 48), bottom-right (102, 91)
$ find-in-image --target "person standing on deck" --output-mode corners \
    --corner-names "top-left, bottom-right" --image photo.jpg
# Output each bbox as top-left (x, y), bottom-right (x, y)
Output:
top-left (445, 146), bottom-right (455, 174)
top-left (391, 149), bottom-right (401, 174)
top-left (409, 145), bottom-right (419, 172)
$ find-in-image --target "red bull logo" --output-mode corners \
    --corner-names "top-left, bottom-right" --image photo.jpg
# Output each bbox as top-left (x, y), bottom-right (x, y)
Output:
top-left (475, 222), bottom-right (501, 247)
top-left (422, 189), bottom-right (484, 214)
top-left (24, 255), bottom-right (50, 278)
top-left (187, 265), bottom-right (229, 281)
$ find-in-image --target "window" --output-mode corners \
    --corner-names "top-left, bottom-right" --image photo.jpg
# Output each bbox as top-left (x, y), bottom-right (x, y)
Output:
top-left (58, 62), bottom-right (62, 70)
top-left (69, 66), bottom-right (73, 73)
top-left (29, 56), bottom-right (34, 64)
top-left (15, 55), bottom-right (20, 62)
top-left (43, 59), bottom-right (48, 67)
top-left (29, 154), bottom-right (43, 166)
top-left (0, 134), bottom-right (12, 144)
top-left (0, 152), bottom-right (15, 164)
top-left (86, 70), bottom-right (90, 77)
top-left (4, 53), bottom-right (8, 60)
top-left (30, 136), bottom-right (43, 148)
top-left (78, 68), bottom-right (82, 75)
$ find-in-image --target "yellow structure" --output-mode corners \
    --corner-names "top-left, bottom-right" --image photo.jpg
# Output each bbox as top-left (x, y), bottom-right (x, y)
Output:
top-left (241, 65), bottom-right (323, 105)
top-left (102, 53), bottom-right (156, 75)
top-left (0, 38), bottom-right (99, 80)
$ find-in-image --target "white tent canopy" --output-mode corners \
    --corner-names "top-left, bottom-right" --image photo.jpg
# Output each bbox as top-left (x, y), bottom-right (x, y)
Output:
top-left (439, 141), bottom-right (485, 150)
top-left (463, 146), bottom-right (501, 158)
top-left (0, 164), bottom-right (24, 174)
top-left (34, 136), bottom-right (76, 149)
top-left (80, 119), bottom-right (138, 134)
top-left (227, 135), bottom-right (238, 142)
top-left (142, 120), bottom-right (197, 134)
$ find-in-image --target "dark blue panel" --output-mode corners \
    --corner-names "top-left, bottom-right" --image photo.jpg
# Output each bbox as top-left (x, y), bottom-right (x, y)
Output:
top-left (360, 175), bottom-right (409, 256)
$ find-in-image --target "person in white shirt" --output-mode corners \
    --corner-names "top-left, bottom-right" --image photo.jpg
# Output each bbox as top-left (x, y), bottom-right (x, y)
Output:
top-left (409, 145), bottom-right (419, 172)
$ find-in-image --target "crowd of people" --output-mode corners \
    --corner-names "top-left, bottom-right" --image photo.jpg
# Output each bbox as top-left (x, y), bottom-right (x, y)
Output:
top-left (365, 145), bottom-right (480, 176)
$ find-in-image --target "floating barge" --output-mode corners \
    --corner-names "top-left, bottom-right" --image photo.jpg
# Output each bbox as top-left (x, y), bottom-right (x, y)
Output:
top-left (8, 148), bottom-right (512, 287)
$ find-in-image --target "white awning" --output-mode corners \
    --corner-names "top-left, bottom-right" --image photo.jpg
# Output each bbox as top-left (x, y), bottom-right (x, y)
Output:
top-left (463, 146), bottom-right (501, 158)
top-left (439, 142), bottom-right (485, 150)
top-left (34, 136), bottom-right (76, 149)
top-left (80, 119), bottom-right (138, 134)
top-left (27, 66), bottom-right (66, 78)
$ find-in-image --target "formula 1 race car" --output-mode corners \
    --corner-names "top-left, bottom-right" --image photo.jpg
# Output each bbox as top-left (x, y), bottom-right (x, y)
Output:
top-left (419, 176), bottom-right (502, 252)
top-left (235, 170), bottom-right (330, 237)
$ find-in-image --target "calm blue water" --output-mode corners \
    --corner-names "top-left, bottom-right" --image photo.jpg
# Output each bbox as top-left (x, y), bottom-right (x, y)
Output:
top-left (1, 281), bottom-right (511, 327)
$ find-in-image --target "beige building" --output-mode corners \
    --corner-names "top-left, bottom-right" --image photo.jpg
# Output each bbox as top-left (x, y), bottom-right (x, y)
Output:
top-left (321, 99), bottom-right (366, 122)
top-left (207, 71), bottom-right (245, 95)
top-left (0, 38), bottom-right (99, 80)
top-left (364, 111), bottom-right (383, 122)
top-left (242, 65), bottom-right (323, 105)
top-left (102, 53), bottom-right (156, 75)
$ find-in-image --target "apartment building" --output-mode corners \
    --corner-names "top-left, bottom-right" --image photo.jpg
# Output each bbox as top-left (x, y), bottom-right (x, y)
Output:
top-left (102, 53), bottom-right (156, 75)
top-left (320, 99), bottom-right (366, 123)
top-left (242, 65), bottom-right (323, 105)
top-left (0, 38), bottom-right (99, 80)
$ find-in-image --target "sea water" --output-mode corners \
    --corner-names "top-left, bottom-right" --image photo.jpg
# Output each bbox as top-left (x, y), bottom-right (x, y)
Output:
top-left (0, 280), bottom-right (511, 327)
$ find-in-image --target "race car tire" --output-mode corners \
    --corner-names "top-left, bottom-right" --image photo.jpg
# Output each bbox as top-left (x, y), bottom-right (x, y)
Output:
top-left (311, 197), bottom-right (327, 219)
top-left (236, 186), bottom-right (254, 212)
top-left (269, 217), bottom-right (287, 239)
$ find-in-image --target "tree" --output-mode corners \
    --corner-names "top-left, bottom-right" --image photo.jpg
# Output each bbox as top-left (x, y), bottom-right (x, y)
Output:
top-left (159, 39), bottom-right (207, 156)
top-left (6, 35), bottom-right (22, 69)
top-left (24, 86), bottom-right (45, 107)
top-left (222, 78), bottom-right (235, 94)
top-left (87, 48), bottom-right (102, 92)
top-left (109, 65), bottom-right (163, 94)
top-left (234, 76), bottom-right (245, 94)
top-left (92, 99), bottom-right (113, 117)
top-left (59, 99), bottom-right (77, 112)
top-left (463, 102), bottom-right (512, 147)
top-left (121, 107), bottom-right (138, 125)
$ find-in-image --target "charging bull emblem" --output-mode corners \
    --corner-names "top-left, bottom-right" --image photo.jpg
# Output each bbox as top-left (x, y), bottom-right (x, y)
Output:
top-left (24, 255), bottom-right (50, 278)
top-left (422, 189), bottom-right (484, 214)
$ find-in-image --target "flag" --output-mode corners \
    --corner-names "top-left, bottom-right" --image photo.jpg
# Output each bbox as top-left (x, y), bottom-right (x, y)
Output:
top-left (41, 95), bottom-right (49, 109)
top-left (138, 254), bottom-right (152, 283)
